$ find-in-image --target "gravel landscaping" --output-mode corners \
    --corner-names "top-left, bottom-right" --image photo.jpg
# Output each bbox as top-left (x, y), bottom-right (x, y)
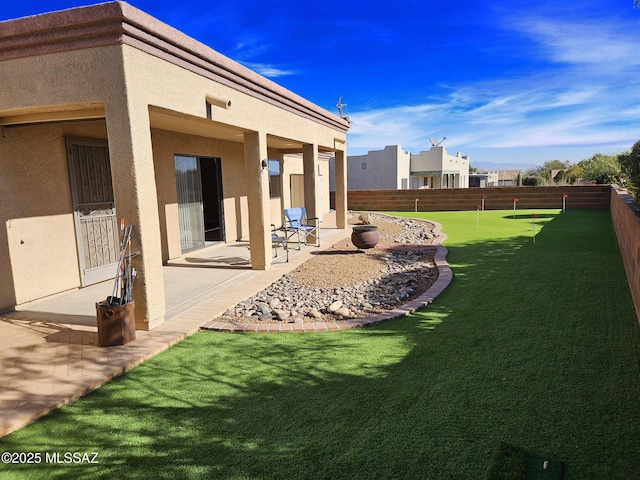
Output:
top-left (219, 213), bottom-right (439, 324)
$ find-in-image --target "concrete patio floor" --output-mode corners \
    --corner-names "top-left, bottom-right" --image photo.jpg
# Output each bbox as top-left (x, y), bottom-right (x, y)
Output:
top-left (0, 213), bottom-right (349, 438)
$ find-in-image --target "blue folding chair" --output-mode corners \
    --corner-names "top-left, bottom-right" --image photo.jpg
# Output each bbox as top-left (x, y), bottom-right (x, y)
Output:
top-left (271, 224), bottom-right (289, 262)
top-left (283, 207), bottom-right (320, 249)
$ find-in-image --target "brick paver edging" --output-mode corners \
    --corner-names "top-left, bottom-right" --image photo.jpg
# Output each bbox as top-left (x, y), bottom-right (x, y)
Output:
top-left (200, 219), bottom-right (453, 333)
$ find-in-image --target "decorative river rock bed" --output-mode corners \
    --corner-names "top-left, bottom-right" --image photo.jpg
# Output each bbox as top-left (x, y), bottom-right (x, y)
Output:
top-left (219, 214), bottom-right (439, 324)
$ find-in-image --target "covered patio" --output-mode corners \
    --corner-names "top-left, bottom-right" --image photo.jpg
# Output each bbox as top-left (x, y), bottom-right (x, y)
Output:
top-left (6, 214), bottom-right (346, 327)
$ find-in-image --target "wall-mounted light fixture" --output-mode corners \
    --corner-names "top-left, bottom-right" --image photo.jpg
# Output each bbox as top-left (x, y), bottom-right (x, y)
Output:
top-left (261, 160), bottom-right (268, 169)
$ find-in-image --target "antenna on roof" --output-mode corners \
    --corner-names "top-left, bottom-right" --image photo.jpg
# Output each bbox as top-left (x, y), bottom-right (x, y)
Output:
top-left (429, 136), bottom-right (446, 146)
top-left (337, 96), bottom-right (349, 121)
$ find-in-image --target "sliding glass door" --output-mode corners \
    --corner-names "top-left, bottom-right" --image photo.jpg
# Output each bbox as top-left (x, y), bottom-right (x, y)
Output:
top-left (175, 155), bottom-right (205, 252)
top-left (174, 155), bottom-right (225, 253)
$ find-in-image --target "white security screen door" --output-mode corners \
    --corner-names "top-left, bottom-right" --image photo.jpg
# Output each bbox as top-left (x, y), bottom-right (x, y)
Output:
top-left (66, 138), bottom-right (119, 286)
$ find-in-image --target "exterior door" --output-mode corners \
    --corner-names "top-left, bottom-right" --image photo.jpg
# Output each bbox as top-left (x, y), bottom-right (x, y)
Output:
top-left (290, 174), bottom-right (304, 208)
top-left (66, 138), bottom-right (120, 286)
top-left (174, 155), bottom-right (224, 253)
top-left (317, 174), bottom-right (323, 221)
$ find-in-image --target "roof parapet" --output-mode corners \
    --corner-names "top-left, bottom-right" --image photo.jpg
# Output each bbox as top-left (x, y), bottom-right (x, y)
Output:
top-left (0, 1), bottom-right (349, 132)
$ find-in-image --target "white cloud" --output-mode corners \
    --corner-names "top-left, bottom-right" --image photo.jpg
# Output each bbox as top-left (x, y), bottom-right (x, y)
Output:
top-left (347, 76), bottom-right (638, 159)
top-left (239, 62), bottom-right (297, 78)
top-left (509, 16), bottom-right (640, 69)
top-left (347, 14), bottom-right (640, 163)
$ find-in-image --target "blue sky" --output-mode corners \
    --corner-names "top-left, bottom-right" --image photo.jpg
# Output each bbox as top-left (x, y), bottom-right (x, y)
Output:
top-left (3, 1), bottom-right (640, 168)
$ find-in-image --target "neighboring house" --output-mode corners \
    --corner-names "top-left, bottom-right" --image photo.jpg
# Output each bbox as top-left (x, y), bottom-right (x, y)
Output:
top-left (0, 2), bottom-right (349, 329)
top-left (410, 146), bottom-right (470, 189)
top-left (496, 170), bottom-right (521, 186)
top-left (470, 170), bottom-right (521, 188)
top-left (342, 145), bottom-right (411, 190)
top-left (469, 172), bottom-right (498, 188)
top-left (329, 144), bottom-right (470, 191)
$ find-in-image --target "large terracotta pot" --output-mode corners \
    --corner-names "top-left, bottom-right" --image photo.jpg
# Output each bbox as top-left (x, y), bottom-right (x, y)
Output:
top-left (351, 225), bottom-right (379, 249)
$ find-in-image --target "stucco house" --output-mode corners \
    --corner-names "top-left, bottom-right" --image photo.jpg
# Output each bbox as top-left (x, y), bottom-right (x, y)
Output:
top-left (0, 2), bottom-right (349, 330)
top-left (330, 144), bottom-right (469, 191)
top-left (341, 145), bottom-right (411, 190)
top-left (409, 146), bottom-right (469, 189)
top-left (469, 171), bottom-right (499, 188)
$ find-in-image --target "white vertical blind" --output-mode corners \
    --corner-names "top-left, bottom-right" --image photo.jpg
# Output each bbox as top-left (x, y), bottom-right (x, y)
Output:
top-left (174, 155), bottom-right (205, 252)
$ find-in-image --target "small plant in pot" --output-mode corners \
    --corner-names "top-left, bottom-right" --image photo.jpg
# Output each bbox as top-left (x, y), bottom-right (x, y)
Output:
top-left (351, 213), bottom-right (379, 249)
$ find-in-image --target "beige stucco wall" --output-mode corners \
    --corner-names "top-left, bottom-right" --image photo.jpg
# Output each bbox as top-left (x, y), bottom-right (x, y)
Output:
top-left (120, 46), bottom-right (345, 151)
top-left (0, 121), bottom-right (108, 310)
top-left (0, 46), bottom-right (122, 116)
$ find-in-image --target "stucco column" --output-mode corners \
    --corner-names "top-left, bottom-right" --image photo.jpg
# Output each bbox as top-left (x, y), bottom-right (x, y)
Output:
top-left (104, 101), bottom-right (166, 330)
top-left (303, 143), bottom-right (318, 219)
top-left (334, 149), bottom-right (347, 229)
top-left (244, 131), bottom-right (271, 270)
top-left (278, 155), bottom-right (286, 224)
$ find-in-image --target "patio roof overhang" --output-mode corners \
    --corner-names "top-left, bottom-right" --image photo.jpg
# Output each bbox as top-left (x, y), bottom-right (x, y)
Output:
top-left (0, 104), bottom-right (342, 156)
top-left (0, 104), bottom-right (106, 127)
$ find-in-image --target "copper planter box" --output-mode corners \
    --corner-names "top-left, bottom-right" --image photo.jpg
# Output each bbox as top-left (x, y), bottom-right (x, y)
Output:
top-left (96, 300), bottom-right (136, 347)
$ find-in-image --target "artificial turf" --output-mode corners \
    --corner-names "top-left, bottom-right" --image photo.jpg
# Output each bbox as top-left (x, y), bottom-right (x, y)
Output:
top-left (1, 209), bottom-right (639, 479)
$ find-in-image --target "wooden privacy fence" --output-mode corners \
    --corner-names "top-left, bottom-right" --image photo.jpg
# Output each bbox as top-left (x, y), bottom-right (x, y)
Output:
top-left (610, 188), bottom-right (640, 326)
top-left (330, 185), bottom-right (611, 212)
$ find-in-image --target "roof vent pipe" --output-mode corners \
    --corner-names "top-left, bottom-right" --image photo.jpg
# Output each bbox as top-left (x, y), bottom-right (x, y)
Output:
top-left (206, 95), bottom-right (231, 119)
top-left (206, 95), bottom-right (232, 110)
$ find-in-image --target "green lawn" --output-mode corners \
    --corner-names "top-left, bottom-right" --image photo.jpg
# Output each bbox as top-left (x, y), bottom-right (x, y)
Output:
top-left (1, 209), bottom-right (639, 479)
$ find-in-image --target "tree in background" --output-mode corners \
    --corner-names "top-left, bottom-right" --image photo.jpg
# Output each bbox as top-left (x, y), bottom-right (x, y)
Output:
top-left (523, 160), bottom-right (566, 185)
top-left (579, 153), bottom-right (623, 185)
top-left (619, 140), bottom-right (640, 198)
top-left (563, 164), bottom-right (584, 184)
top-left (522, 176), bottom-right (541, 186)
